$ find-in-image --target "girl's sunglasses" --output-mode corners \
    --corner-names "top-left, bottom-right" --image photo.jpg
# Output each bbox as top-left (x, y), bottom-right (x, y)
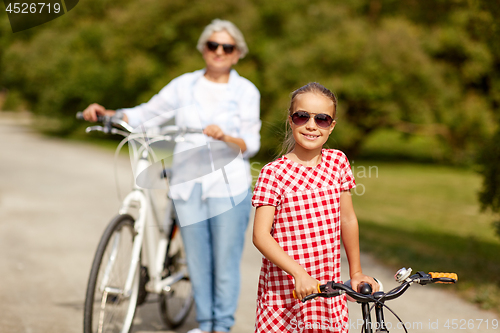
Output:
top-left (291, 111), bottom-right (334, 129)
top-left (206, 41), bottom-right (236, 54)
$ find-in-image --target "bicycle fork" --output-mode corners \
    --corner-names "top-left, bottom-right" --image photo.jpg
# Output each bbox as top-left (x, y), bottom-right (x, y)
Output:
top-left (361, 294), bottom-right (389, 333)
top-left (99, 189), bottom-right (147, 300)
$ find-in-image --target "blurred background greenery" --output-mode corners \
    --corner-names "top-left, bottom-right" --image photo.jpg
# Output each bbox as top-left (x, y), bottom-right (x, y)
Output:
top-left (1, 0), bottom-right (499, 312)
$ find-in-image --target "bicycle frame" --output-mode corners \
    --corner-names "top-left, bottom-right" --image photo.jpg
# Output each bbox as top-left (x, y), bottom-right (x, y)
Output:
top-left (359, 294), bottom-right (389, 333)
top-left (107, 139), bottom-right (187, 299)
top-left (79, 112), bottom-right (200, 332)
top-left (82, 116), bottom-right (204, 300)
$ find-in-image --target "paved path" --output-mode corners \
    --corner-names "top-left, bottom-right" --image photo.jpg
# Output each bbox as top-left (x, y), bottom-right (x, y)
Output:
top-left (0, 113), bottom-right (498, 333)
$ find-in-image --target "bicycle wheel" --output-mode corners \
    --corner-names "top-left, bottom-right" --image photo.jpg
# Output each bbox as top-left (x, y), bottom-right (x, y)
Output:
top-left (83, 214), bottom-right (139, 333)
top-left (158, 224), bottom-right (194, 328)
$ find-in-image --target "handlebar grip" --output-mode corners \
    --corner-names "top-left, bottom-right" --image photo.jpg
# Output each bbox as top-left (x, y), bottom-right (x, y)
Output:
top-left (76, 111), bottom-right (106, 123)
top-left (302, 293), bottom-right (319, 302)
top-left (429, 272), bottom-right (458, 283)
top-left (358, 282), bottom-right (373, 295)
top-left (293, 284), bottom-right (322, 299)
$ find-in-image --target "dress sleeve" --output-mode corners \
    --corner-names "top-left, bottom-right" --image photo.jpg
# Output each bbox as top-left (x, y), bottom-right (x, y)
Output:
top-left (252, 165), bottom-right (280, 207)
top-left (340, 153), bottom-right (356, 191)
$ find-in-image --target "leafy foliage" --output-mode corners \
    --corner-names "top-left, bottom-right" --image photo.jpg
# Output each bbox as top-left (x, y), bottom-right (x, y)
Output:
top-left (0, 0), bottom-right (498, 162)
top-left (478, 127), bottom-right (500, 239)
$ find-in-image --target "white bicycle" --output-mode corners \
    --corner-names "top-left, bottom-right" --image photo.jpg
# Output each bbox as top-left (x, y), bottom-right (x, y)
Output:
top-left (77, 112), bottom-right (201, 333)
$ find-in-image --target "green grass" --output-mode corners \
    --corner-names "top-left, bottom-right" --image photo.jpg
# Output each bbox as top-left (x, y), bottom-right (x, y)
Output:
top-left (350, 161), bottom-right (500, 312)
top-left (356, 129), bottom-right (449, 163)
top-left (250, 158), bottom-right (500, 313)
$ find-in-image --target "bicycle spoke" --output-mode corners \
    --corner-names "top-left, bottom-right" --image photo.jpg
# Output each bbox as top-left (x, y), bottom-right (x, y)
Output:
top-left (99, 232), bottom-right (122, 292)
top-left (85, 215), bottom-right (137, 333)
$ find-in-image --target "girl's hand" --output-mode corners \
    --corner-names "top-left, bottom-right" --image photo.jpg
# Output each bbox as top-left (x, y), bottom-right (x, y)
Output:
top-left (350, 272), bottom-right (379, 294)
top-left (203, 124), bottom-right (225, 141)
top-left (294, 271), bottom-right (320, 301)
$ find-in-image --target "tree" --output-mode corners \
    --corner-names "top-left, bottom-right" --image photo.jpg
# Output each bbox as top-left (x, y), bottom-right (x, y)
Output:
top-left (478, 126), bottom-right (500, 239)
top-left (251, 0), bottom-right (496, 162)
top-left (0, 0), bottom-right (498, 163)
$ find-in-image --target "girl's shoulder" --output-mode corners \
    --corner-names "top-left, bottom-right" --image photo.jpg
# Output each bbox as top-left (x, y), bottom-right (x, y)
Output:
top-left (260, 156), bottom-right (290, 175)
top-left (322, 149), bottom-right (349, 164)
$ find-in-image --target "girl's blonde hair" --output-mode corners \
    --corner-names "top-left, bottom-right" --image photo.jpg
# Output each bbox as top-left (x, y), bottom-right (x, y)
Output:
top-left (279, 82), bottom-right (338, 157)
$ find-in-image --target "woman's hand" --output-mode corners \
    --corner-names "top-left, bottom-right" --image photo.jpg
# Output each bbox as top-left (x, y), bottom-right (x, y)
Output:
top-left (82, 103), bottom-right (116, 122)
top-left (203, 124), bottom-right (226, 141)
top-left (350, 272), bottom-right (379, 294)
top-left (203, 124), bottom-right (247, 153)
top-left (293, 270), bottom-right (320, 301)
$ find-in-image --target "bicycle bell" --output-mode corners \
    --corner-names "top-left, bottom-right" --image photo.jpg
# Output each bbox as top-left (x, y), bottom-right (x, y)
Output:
top-left (395, 267), bottom-right (412, 283)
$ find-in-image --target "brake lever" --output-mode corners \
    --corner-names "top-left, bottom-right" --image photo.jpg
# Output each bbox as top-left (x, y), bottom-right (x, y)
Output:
top-left (322, 281), bottom-right (340, 294)
top-left (300, 282), bottom-right (346, 302)
top-left (110, 128), bottom-right (130, 137)
top-left (85, 125), bottom-right (104, 133)
top-left (110, 117), bottom-right (133, 133)
top-left (411, 271), bottom-right (433, 285)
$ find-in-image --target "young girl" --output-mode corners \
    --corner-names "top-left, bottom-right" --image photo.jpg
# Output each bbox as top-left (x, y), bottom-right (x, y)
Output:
top-left (252, 82), bottom-right (378, 332)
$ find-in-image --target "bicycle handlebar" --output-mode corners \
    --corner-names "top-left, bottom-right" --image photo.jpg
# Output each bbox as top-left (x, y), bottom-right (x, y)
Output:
top-left (76, 111), bottom-right (134, 134)
top-left (75, 112), bottom-right (203, 137)
top-left (298, 270), bottom-right (457, 303)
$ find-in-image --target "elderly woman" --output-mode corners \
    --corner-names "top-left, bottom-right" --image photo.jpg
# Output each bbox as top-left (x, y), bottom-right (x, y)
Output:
top-left (83, 19), bottom-right (261, 333)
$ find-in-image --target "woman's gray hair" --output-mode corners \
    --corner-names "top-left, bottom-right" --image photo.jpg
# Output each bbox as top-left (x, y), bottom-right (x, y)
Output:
top-left (197, 19), bottom-right (248, 59)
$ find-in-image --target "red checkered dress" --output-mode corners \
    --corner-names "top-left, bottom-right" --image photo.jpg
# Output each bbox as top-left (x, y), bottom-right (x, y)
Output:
top-left (252, 149), bottom-right (356, 333)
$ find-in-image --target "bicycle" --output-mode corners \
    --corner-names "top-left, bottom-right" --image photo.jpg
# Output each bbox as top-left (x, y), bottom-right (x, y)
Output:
top-left (299, 267), bottom-right (458, 333)
top-left (77, 112), bottom-right (203, 333)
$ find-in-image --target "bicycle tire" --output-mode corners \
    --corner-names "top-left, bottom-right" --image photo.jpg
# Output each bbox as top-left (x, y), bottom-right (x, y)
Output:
top-left (83, 214), bottom-right (139, 333)
top-left (158, 223), bottom-right (194, 328)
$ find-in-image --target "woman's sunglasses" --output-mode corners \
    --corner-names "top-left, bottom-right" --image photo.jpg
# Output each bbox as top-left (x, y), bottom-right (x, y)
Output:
top-left (206, 41), bottom-right (236, 54)
top-left (290, 111), bottom-right (334, 129)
